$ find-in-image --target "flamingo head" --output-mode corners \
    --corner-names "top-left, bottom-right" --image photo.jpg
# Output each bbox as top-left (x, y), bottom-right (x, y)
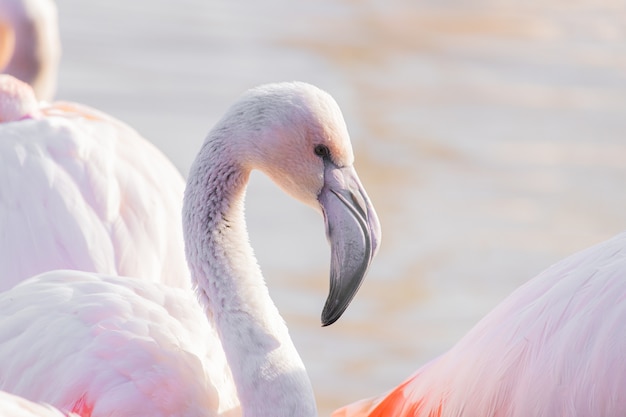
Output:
top-left (226, 81), bottom-right (382, 326)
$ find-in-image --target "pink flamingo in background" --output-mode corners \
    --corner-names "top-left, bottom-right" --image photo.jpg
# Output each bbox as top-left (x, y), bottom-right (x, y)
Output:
top-left (334, 231), bottom-right (626, 417)
top-left (0, 81), bottom-right (381, 417)
top-left (0, 74), bottom-right (189, 290)
top-left (0, 0), bottom-right (60, 101)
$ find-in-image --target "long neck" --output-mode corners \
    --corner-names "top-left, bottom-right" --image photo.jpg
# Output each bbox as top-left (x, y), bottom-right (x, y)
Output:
top-left (2, 0), bottom-right (60, 101)
top-left (183, 135), bottom-right (317, 417)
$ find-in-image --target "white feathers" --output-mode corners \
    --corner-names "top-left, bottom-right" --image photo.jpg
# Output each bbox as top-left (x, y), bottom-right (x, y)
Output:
top-left (0, 271), bottom-right (237, 417)
top-left (0, 100), bottom-right (190, 290)
top-left (0, 75), bottom-right (40, 121)
top-left (0, 391), bottom-right (74, 417)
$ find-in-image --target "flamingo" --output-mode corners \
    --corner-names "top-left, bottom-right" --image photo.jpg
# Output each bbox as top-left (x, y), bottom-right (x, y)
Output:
top-left (333, 231), bottom-right (626, 417)
top-left (0, 0), bottom-right (60, 101)
top-left (0, 74), bottom-right (189, 290)
top-left (0, 81), bottom-right (381, 417)
top-left (0, 391), bottom-right (75, 417)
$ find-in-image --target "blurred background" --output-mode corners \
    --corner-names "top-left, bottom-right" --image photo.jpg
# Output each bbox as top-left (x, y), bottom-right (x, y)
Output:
top-left (54, 0), bottom-right (626, 414)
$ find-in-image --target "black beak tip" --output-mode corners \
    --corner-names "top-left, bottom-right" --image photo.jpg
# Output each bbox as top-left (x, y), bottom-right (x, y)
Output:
top-left (320, 299), bottom-right (348, 327)
top-left (321, 314), bottom-right (339, 327)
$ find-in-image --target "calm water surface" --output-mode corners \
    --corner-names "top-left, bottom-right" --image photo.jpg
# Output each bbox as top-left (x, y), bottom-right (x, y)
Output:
top-left (55, 0), bottom-right (626, 414)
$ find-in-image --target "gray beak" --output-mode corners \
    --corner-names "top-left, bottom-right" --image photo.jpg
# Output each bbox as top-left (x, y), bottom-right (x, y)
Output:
top-left (318, 162), bottom-right (381, 326)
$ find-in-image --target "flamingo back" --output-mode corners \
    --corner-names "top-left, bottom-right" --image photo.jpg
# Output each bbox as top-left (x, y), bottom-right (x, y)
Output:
top-left (334, 231), bottom-right (626, 417)
top-left (0, 100), bottom-right (189, 290)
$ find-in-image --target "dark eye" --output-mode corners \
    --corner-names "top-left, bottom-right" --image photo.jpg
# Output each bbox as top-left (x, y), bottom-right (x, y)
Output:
top-left (314, 144), bottom-right (331, 158)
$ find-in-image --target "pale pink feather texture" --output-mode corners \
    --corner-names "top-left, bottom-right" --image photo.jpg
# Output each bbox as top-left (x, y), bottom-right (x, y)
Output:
top-left (0, 74), bottom-right (40, 121)
top-left (0, 391), bottom-right (76, 417)
top-left (0, 85), bottom-right (190, 290)
top-left (0, 271), bottom-right (238, 417)
top-left (334, 231), bottom-right (626, 417)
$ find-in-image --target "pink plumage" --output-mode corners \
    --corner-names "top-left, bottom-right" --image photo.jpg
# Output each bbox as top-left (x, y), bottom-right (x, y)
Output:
top-left (0, 391), bottom-right (75, 417)
top-left (334, 231), bottom-right (626, 417)
top-left (0, 75), bottom-right (40, 121)
top-left (0, 271), bottom-right (237, 417)
top-left (0, 75), bottom-right (190, 290)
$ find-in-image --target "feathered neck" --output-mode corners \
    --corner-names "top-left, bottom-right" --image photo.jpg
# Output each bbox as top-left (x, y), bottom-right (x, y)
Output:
top-left (1, 0), bottom-right (60, 101)
top-left (182, 131), bottom-right (317, 417)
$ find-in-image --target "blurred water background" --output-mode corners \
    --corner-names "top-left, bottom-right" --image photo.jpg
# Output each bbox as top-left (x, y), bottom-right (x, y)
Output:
top-left (54, 0), bottom-right (626, 414)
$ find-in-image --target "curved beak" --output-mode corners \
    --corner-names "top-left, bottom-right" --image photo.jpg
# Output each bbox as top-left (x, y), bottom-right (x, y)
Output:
top-left (318, 162), bottom-right (381, 326)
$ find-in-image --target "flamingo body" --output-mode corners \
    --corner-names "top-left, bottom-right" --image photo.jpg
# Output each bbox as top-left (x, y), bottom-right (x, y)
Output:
top-left (334, 231), bottom-right (626, 417)
top-left (0, 77), bottom-right (189, 290)
top-left (0, 271), bottom-right (237, 417)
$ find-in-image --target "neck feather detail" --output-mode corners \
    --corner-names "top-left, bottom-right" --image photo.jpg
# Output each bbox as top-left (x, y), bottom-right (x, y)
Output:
top-left (183, 134), bottom-right (317, 417)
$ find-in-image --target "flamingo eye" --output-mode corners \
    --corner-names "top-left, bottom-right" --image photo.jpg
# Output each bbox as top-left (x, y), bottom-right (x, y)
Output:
top-left (314, 144), bottom-right (331, 159)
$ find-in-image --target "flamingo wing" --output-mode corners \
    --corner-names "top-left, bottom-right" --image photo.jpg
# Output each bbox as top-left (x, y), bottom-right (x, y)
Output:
top-left (335, 231), bottom-right (626, 417)
top-left (0, 271), bottom-right (239, 417)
